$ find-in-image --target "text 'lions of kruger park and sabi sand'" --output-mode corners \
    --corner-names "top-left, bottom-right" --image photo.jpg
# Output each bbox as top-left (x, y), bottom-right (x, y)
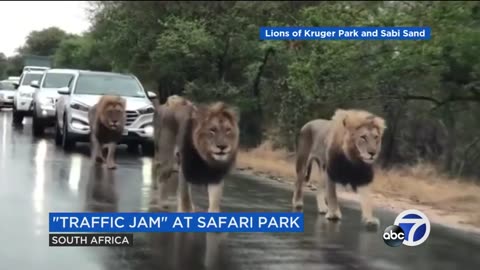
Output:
top-left (153, 98), bottom-right (240, 213)
top-left (292, 108), bottom-right (386, 229)
top-left (88, 95), bottom-right (127, 170)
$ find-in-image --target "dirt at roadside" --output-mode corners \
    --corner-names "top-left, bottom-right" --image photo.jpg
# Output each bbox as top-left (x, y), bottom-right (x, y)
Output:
top-left (236, 143), bottom-right (480, 235)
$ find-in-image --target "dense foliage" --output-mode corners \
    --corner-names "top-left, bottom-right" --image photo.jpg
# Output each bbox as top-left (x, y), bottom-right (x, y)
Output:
top-left (2, 1), bottom-right (480, 178)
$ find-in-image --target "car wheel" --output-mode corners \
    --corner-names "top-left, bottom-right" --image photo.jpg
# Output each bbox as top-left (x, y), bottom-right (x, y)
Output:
top-left (62, 114), bottom-right (75, 151)
top-left (32, 107), bottom-right (44, 137)
top-left (127, 143), bottom-right (139, 154)
top-left (54, 115), bottom-right (62, 146)
top-left (12, 106), bottom-right (24, 125)
top-left (142, 141), bottom-right (154, 157)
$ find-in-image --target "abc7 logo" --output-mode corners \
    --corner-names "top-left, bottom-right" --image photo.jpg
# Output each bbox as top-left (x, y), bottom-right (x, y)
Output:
top-left (383, 209), bottom-right (431, 247)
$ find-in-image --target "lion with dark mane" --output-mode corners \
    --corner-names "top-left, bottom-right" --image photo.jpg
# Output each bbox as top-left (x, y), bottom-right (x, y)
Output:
top-left (292, 109), bottom-right (386, 228)
top-left (153, 96), bottom-right (239, 212)
top-left (88, 95), bottom-right (126, 170)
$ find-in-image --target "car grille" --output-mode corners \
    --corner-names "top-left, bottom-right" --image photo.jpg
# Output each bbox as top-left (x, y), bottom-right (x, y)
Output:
top-left (8, 96), bottom-right (13, 100)
top-left (126, 110), bottom-right (139, 126)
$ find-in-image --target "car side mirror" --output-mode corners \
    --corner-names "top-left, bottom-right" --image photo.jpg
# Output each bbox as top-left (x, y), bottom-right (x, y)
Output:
top-left (147, 91), bottom-right (157, 99)
top-left (30, 80), bottom-right (40, 88)
top-left (13, 83), bottom-right (19, 90)
top-left (57, 87), bottom-right (70, 95)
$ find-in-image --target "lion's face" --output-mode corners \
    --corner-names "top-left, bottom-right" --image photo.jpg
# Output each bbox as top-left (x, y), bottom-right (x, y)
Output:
top-left (205, 115), bottom-right (238, 162)
top-left (100, 103), bottom-right (126, 131)
top-left (352, 125), bottom-right (382, 164)
top-left (192, 102), bottom-right (239, 165)
top-left (335, 109), bottom-right (386, 165)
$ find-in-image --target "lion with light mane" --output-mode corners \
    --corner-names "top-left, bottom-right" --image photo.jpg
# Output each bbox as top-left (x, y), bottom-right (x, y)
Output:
top-left (153, 97), bottom-right (240, 212)
top-left (152, 95), bottom-right (192, 182)
top-left (292, 109), bottom-right (386, 228)
top-left (88, 95), bottom-right (126, 170)
top-left (165, 94), bottom-right (192, 107)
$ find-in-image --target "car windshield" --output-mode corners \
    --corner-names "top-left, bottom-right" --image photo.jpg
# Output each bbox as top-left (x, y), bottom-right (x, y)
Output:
top-left (0, 82), bottom-right (16, 90)
top-left (42, 73), bottom-right (74, 88)
top-left (74, 73), bottom-right (146, 98)
top-left (21, 73), bottom-right (44, 86)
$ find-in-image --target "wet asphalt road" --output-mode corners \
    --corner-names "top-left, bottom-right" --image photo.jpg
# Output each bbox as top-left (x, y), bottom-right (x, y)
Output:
top-left (1, 110), bottom-right (480, 270)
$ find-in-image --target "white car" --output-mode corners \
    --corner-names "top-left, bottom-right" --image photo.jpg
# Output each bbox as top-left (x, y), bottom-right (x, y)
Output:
top-left (7, 76), bottom-right (20, 84)
top-left (23, 66), bottom-right (50, 73)
top-left (54, 70), bottom-right (157, 154)
top-left (0, 80), bottom-right (17, 109)
top-left (12, 69), bottom-right (46, 124)
top-left (30, 69), bottom-right (77, 136)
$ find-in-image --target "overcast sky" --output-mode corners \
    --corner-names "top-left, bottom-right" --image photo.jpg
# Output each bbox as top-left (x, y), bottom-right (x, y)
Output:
top-left (0, 1), bottom-right (91, 57)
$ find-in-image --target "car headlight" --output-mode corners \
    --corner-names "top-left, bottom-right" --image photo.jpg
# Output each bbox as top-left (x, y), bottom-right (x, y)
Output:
top-left (70, 102), bottom-right (90, 112)
top-left (20, 92), bottom-right (33, 98)
top-left (39, 97), bottom-right (54, 105)
top-left (138, 106), bottom-right (155, 114)
top-left (144, 125), bottom-right (154, 137)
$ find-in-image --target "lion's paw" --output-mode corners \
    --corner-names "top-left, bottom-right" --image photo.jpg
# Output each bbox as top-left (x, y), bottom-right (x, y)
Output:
top-left (317, 198), bottom-right (328, 214)
top-left (107, 163), bottom-right (117, 170)
top-left (95, 156), bottom-right (104, 164)
top-left (177, 204), bottom-right (196, 213)
top-left (362, 216), bottom-right (380, 230)
top-left (318, 205), bottom-right (328, 215)
top-left (177, 207), bottom-right (187, 213)
top-left (325, 209), bottom-right (342, 221)
top-left (292, 201), bottom-right (303, 211)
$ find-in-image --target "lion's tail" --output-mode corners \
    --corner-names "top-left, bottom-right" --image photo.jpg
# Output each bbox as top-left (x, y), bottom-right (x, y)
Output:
top-left (296, 124), bottom-right (314, 183)
top-left (305, 156), bottom-right (315, 183)
top-left (152, 98), bottom-right (160, 109)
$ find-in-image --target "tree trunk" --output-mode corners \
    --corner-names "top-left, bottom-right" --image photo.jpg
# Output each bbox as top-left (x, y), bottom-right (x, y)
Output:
top-left (380, 102), bottom-right (403, 168)
top-left (252, 47), bottom-right (274, 98)
top-left (443, 103), bottom-right (456, 173)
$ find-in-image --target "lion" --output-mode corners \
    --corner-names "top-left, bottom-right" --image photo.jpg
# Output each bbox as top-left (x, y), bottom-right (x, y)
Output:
top-left (292, 109), bottom-right (386, 228)
top-left (88, 95), bottom-right (127, 170)
top-left (153, 100), bottom-right (240, 212)
top-left (152, 95), bottom-right (192, 184)
top-left (165, 94), bottom-right (192, 107)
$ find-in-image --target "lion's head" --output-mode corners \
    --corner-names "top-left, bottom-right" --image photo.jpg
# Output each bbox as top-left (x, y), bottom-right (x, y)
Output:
top-left (98, 95), bottom-right (127, 131)
top-left (191, 102), bottom-right (240, 165)
top-left (330, 109), bottom-right (386, 165)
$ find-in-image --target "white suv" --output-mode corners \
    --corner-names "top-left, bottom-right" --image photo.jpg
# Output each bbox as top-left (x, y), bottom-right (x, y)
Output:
top-left (30, 69), bottom-right (77, 136)
top-left (12, 69), bottom-right (47, 124)
top-left (54, 70), bottom-right (157, 154)
top-left (0, 80), bottom-right (17, 109)
top-left (23, 66), bottom-right (50, 73)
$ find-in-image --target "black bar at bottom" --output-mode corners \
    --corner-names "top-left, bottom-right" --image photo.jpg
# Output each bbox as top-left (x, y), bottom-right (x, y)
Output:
top-left (49, 233), bottom-right (133, 247)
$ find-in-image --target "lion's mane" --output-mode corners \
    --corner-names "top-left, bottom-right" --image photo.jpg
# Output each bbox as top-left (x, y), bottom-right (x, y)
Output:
top-left (179, 102), bottom-right (240, 185)
top-left (89, 95), bottom-right (126, 143)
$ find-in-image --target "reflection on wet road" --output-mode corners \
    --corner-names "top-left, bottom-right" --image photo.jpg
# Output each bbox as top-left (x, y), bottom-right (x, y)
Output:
top-left (1, 110), bottom-right (480, 270)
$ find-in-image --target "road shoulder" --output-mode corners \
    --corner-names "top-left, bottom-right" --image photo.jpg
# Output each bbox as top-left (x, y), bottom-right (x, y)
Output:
top-left (232, 167), bottom-right (480, 236)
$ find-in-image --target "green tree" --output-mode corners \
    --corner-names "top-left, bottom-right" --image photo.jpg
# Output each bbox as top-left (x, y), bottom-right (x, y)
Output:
top-left (54, 34), bottom-right (111, 71)
top-left (6, 55), bottom-right (23, 76)
top-left (17, 27), bottom-right (69, 57)
top-left (46, 1), bottom-right (480, 177)
top-left (0, 53), bottom-right (7, 79)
